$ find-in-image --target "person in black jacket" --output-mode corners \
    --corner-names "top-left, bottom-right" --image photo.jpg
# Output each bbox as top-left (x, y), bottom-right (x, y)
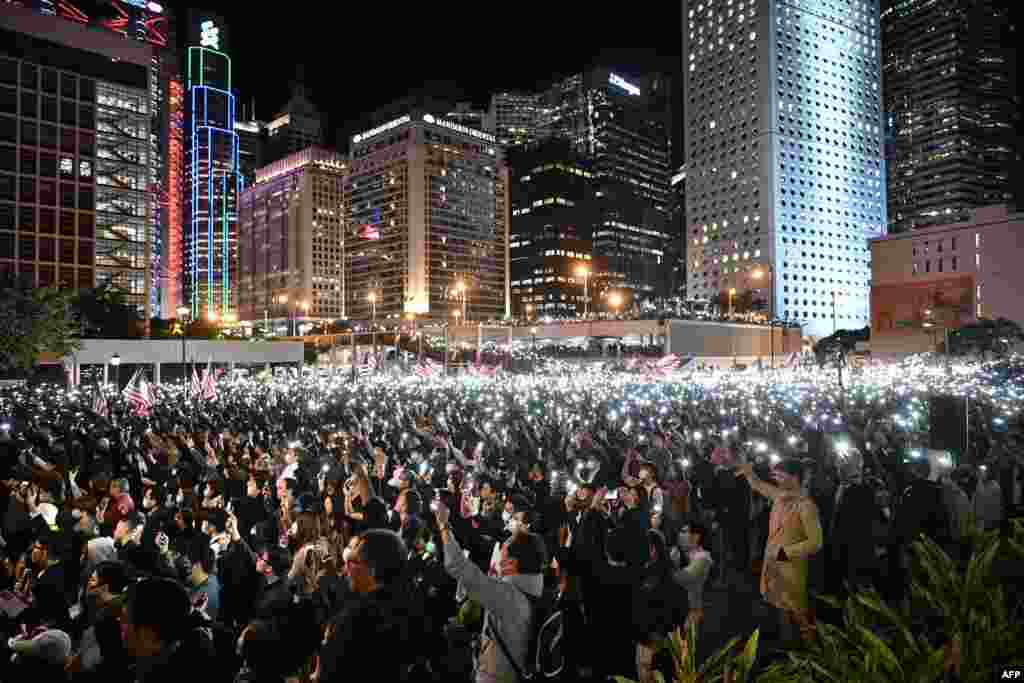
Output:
top-left (318, 529), bottom-right (424, 682)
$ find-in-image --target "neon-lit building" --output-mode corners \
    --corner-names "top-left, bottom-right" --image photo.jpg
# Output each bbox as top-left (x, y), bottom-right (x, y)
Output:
top-left (184, 43), bottom-right (242, 320)
top-left (6, 0), bottom-right (179, 321)
top-left (682, 0), bottom-right (887, 338)
top-left (346, 113), bottom-right (510, 322)
top-left (0, 4), bottom-right (156, 316)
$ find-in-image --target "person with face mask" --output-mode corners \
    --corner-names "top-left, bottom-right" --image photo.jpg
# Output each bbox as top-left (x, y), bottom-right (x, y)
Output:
top-left (736, 458), bottom-right (823, 645)
top-left (672, 522), bottom-right (713, 630)
top-left (65, 560), bottom-right (130, 676)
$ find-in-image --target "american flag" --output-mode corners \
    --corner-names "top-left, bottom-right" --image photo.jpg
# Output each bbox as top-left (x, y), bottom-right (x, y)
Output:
top-left (358, 352), bottom-right (378, 376)
top-left (414, 358), bottom-right (442, 378)
top-left (644, 354), bottom-right (688, 378)
top-left (91, 390), bottom-right (108, 417)
top-left (624, 357), bottom-right (641, 371)
top-left (122, 370), bottom-right (155, 416)
top-left (190, 367), bottom-right (202, 397)
top-left (467, 362), bottom-right (499, 378)
top-left (201, 362), bottom-right (218, 400)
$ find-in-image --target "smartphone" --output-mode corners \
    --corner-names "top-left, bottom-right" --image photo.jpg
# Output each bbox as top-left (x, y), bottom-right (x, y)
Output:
top-left (606, 490), bottom-right (619, 501)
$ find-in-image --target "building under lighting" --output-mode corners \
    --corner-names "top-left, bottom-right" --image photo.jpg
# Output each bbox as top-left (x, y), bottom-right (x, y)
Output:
top-left (346, 112), bottom-right (509, 323)
top-left (237, 147), bottom-right (346, 334)
top-left (234, 115), bottom-right (264, 186)
top-left (0, 5), bottom-right (157, 317)
top-left (508, 140), bottom-right (596, 318)
top-left (264, 83), bottom-right (323, 166)
top-left (9, 0), bottom-right (180, 322)
top-left (184, 41), bottom-right (243, 321)
top-left (882, 0), bottom-right (1020, 234)
top-left (870, 204), bottom-right (1024, 353)
top-left (487, 91), bottom-right (540, 148)
top-left (682, 0), bottom-right (887, 337)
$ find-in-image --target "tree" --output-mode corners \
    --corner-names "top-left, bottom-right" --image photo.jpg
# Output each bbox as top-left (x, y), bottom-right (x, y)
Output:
top-left (0, 278), bottom-right (81, 376)
top-left (948, 318), bottom-right (1024, 358)
top-left (73, 285), bottom-right (143, 338)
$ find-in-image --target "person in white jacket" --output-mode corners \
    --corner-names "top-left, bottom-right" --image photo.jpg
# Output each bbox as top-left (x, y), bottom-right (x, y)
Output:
top-left (673, 521), bottom-right (714, 630)
top-left (435, 500), bottom-right (546, 683)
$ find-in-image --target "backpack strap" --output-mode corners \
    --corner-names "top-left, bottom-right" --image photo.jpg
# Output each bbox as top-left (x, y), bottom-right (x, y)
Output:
top-left (487, 584), bottom-right (535, 682)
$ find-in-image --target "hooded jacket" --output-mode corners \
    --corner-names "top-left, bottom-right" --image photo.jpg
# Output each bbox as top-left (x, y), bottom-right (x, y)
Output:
top-left (444, 531), bottom-right (544, 683)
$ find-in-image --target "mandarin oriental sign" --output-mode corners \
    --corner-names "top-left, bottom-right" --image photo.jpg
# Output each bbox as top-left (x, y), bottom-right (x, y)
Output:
top-left (609, 73), bottom-right (641, 96)
top-left (422, 114), bottom-right (496, 143)
top-left (352, 115), bottom-right (411, 144)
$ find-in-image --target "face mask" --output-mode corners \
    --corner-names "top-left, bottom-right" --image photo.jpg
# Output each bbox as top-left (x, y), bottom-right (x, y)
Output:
top-left (502, 511), bottom-right (513, 525)
top-left (289, 522), bottom-right (298, 536)
top-left (176, 493), bottom-right (184, 505)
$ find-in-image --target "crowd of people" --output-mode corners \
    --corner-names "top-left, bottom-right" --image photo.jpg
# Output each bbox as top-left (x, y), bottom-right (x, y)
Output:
top-left (0, 355), bottom-right (1021, 682)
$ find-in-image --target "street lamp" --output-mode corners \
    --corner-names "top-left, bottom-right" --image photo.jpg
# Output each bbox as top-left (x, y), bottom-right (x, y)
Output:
top-left (525, 303), bottom-right (533, 321)
top-left (177, 306), bottom-right (190, 394)
top-left (455, 279), bottom-right (467, 321)
top-left (576, 265), bottom-right (590, 318)
top-left (368, 292), bottom-right (377, 328)
top-left (531, 326), bottom-right (538, 373)
top-left (298, 301), bottom-right (310, 336)
top-left (752, 266), bottom-right (775, 368)
top-left (609, 292), bottom-right (622, 315)
top-left (110, 353), bottom-right (121, 391)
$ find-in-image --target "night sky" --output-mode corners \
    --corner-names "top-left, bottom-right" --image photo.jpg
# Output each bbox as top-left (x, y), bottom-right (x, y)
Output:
top-left (198, 2), bottom-right (684, 158)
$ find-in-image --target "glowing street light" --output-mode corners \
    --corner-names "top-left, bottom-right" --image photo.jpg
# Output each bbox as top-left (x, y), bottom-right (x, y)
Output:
top-left (576, 265), bottom-right (590, 318)
top-left (368, 292), bottom-right (377, 326)
top-left (609, 292), bottom-right (622, 315)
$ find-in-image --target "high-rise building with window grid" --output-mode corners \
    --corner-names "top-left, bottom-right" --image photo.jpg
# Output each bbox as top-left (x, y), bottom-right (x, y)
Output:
top-left (682, 0), bottom-right (887, 338)
top-left (237, 147), bottom-right (346, 332)
top-left (0, 5), bottom-right (155, 318)
top-left (345, 112), bottom-right (509, 323)
top-left (882, 0), bottom-right (1019, 234)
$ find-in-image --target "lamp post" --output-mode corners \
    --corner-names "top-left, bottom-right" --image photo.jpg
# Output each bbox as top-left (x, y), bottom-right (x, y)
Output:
top-left (176, 306), bottom-right (190, 395)
top-left (368, 292), bottom-right (377, 328)
top-left (277, 294), bottom-right (289, 337)
top-left (752, 266), bottom-right (774, 369)
top-left (525, 304), bottom-right (533, 322)
top-left (728, 288), bottom-right (737, 317)
top-left (110, 353), bottom-right (121, 391)
top-left (455, 279), bottom-right (467, 322)
top-left (298, 301), bottom-right (310, 337)
top-left (576, 265), bottom-right (590, 318)
top-left (609, 293), bottom-right (622, 358)
top-left (531, 326), bottom-right (538, 374)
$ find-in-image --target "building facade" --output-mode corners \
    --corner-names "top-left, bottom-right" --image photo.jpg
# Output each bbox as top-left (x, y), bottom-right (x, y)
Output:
top-left (668, 164), bottom-right (686, 299)
top-left (9, 0), bottom-right (179, 320)
top-left (882, 0), bottom-right (1019, 234)
top-left (184, 44), bottom-right (243, 320)
top-left (0, 5), bottom-right (156, 317)
top-left (235, 116), bottom-right (264, 186)
top-left (508, 140), bottom-right (596, 318)
top-left (683, 0), bottom-right (887, 338)
top-left (869, 204), bottom-right (1023, 352)
top-left (237, 147), bottom-right (346, 333)
top-left (346, 113), bottom-right (509, 323)
top-left (264, 84), bottom-right (323, 165)
top-left (539, 69), bottom-right (672, 301)
top-left (487, 91), bottom-right (540, 148)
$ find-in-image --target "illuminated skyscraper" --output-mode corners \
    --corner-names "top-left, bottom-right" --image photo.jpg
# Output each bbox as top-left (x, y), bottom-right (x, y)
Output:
top-left (264, 83), bottom-right (322, 165)
top-left (7, 0), bottom-right (179, 322)
top-left (346, 113), bottom-right (509, 322)
top-left (0, 4), bottom-right (156, 316)
top-left (882, 0), bottom-right (1020, 234)
top-left (184, 42), bottom-right (242, 320)
top-left (683, 0), bottom-right (887, 337)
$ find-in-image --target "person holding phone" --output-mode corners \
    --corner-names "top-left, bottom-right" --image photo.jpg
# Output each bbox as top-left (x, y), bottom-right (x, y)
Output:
top-left (736, 459), bottom-right (822, 645)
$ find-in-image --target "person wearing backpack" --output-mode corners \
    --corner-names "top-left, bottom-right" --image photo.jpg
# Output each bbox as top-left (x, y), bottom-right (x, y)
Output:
top-left (435, 500), bottom-right (546, 683)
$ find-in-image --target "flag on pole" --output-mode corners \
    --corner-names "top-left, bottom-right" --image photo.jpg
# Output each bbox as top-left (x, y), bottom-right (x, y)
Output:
top-left (200, 360), bottom-right (218, 401)
top-left (358, 352), bottom-right (377, 376)
top-left (414, 358), bottom-right (442, 378)
top-left (190, 367), bottom-right (202, 397)
top-left (91, 389), bottom-right (108, 418)
top-left (123, 369), bottom-right (154, 416)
